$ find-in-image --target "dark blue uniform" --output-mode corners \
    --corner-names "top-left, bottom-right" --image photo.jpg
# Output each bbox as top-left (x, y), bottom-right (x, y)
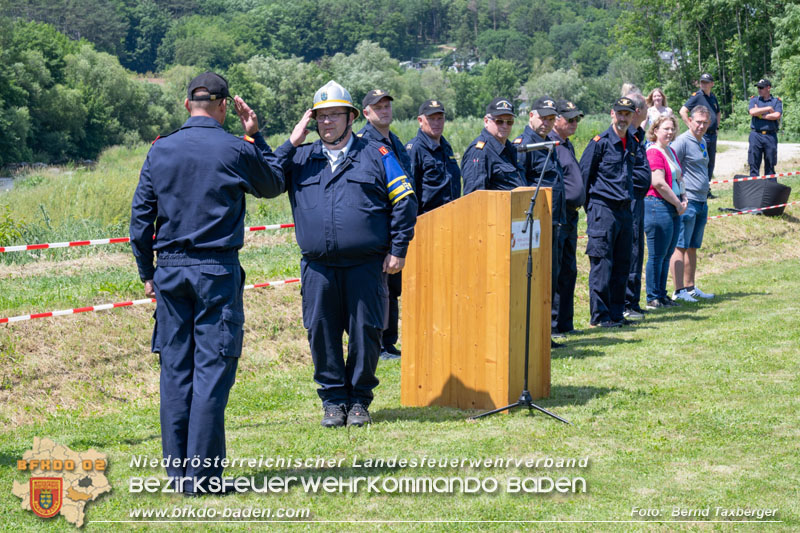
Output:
top-left (406, 129), bottom-right (462, 214)
top-left (462, 129), bottom-right (526, 194)
top-left (626, 127), bottom-right (651, 313)
top-left (515, 126), bottom-right (566, 334)
top-left (274, 134), bottom-right (416, 408)
top-left (548, 130), bottom-right (585, 333)
top-left (357, 122), bottom-right (415, 350)
top-left (748, 94), bottom-right (782, 176)
top-left (579, 125), bottom-right (636, 325)
top-left (684, 90), bottom-right (720, 179)
top-left (130, 116), bottom-right (284, 492)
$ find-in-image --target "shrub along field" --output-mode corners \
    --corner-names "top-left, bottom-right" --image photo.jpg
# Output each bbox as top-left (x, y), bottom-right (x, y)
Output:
top-left (0, 129), bottom-right (798, 530)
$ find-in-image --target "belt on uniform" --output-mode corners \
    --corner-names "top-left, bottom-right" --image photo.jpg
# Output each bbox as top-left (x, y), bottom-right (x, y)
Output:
top-left (157, 249), bottom-right (239, 266)
top-left (759, 130), bottom-right (775, 134)
top-left (590, 197), bottom-right (630, 210)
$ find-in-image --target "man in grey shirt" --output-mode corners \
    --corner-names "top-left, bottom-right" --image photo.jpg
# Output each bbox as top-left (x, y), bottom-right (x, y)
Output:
top-left (669, 105), bottom-right (715, 302)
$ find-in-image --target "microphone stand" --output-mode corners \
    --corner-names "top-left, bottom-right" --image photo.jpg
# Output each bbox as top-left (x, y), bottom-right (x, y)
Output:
top-left (470, 144), bottom-right (570, 424)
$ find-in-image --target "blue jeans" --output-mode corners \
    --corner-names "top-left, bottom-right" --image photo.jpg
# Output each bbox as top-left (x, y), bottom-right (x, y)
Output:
top-left (676, 200), bottom-right (708, 249)
top-left (644, 197), bottom-right (680, 301)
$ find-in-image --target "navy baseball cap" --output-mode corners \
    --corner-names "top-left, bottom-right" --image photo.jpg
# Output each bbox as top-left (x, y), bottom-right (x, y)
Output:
top-left (612, 96), bottom-right (636, 113)
top-left (532, 96), bottom-right (558, 116)
top-left (362, 89), bottom-right (393, 108)
top-left (418, 99), bottom-right (445, 116)
top-left (187, 71), bottom-right (229, 101)
top-left (556, 99), bottom-right (584, 119)
top-left (699, 73), bottom-right (714, 82)
top-left (486, 97), bottom-right (515, 117)
top-left (756, 78), bottom-right (772, 88)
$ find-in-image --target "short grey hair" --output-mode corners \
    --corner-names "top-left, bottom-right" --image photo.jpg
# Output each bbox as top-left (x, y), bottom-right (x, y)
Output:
top-left (691, 105), bottom-right (711, 119)
top-left (626, 92), bottom-right (646, 112)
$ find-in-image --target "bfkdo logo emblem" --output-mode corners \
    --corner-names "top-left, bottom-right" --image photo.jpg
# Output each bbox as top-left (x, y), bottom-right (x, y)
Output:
top-left (30, 478), bottom-right (62, 519)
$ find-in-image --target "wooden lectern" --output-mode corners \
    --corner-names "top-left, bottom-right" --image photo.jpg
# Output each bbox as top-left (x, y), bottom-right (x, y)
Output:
top-left (400, 187), bottom-right (552, 411)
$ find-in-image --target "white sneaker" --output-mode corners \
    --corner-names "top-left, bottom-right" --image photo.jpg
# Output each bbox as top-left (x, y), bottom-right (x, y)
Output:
top-left (690, 286), bottom-right (715, 299)
top-left (673, 290), bottom-right (698, 303)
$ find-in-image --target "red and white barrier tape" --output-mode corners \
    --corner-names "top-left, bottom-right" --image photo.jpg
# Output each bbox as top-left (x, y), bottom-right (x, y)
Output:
top-left (0, 223), bottom-right (295, 253)
top-left (710, 170), bottom-right (800, 186)
top-left (0, 277), bottom-right (301, 324)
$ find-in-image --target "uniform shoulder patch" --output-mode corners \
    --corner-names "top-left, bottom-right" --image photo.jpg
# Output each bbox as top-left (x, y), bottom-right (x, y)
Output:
top-left (476, 141), bottom-right (486, 150)
top-left (692, 92), bottom-right (698, 96)
top-left (406, 143), bottom-right (414, 150)
top-left (356, 132), bottom-right (364, 137)
top-left (243, 135), bottom-right (255, 144)
top-left (593, 135), bottom-right (601, 142)
top-left (378, 145), bottom-right (389, 156)
top-left (633, 134), bottom-right (640, 143)
top-left (513, 137), bottom-right (522, 144)
top-left (151, 135), bottom-right (161, 145)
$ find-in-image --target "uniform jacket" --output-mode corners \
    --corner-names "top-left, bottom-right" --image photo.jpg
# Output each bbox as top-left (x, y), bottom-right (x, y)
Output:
top-left (515, 125), bottom-right (566, 225)
top-left (684, 90), bottom-right (721, 134)
top-left (461, 128), bottom-right (526, 194)
top-left (631, 126), bottom-right (652, 198)
top-left (547, 130), bottom-right (585, 210)
top-left (275, 134), bottom-right (417, 267)
top-left (579, 125), bottom-right (636, 206)
top-left (130, 116), bottom-right (284, 281)
top-left (406, 128), bottom-right (461, 214)
top-left (357, 122), bottom-right (414, 182)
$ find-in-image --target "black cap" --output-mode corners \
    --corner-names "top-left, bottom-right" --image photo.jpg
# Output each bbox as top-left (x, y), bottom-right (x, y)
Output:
top-left (612, 96), bottom-right (636, 113)
top-left (756, 78), bottom-right (772, 88)
top-left (556, 99), bottom-right (584, 119)
top-left (699, 73), bottom-right (714, 82)
top-left (486, 97), bottom-right (515, 117)
top-left (418, 99), bottom-right (446, 116)
top-left (187, 71), bottom-right (229, 101)
top-left (362, 89), bottom-right (393, 108)
top-left (531, 96), bottom-right (558, 116)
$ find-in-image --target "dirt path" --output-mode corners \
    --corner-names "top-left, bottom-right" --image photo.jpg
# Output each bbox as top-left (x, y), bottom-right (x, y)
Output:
top-left (714, 140), bottom-right (800, 179)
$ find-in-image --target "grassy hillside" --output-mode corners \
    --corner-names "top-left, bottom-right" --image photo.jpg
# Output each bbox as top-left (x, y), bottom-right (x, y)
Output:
top-left (1, 138), bottom-right (798, 530)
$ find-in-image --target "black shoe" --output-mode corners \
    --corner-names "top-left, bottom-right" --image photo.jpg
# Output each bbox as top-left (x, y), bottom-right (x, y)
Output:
top-left (623, 308), bottom-right (645, 319)
top-left (707, 190), bottom-right (717, 199)
top-left (321, 404), bottom-right (347, 428)
top-left (589, 320), bottom-right (622, 328)
top-left (618, 318), bottom-right (635, 326)
top-left (551, 331), bottom-right (567, 340)
top-left (551, 339), bottom-right (564, 348)
top-left (379, 344), bottom-right (401, 360)
top-left (646, 299), bottom-right (663, 310)
top-left (346, 403), bottom-right (371, 427)
top-left (660, 297), bottom-right (679, 307)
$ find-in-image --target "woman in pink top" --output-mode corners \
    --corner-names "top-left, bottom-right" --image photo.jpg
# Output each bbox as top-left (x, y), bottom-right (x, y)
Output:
top-left (644, 115), bottom-right (687, 308)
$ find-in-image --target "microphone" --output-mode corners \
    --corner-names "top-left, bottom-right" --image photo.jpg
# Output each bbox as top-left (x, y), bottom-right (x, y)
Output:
top-left (516, 140), bottom-right (560, 152)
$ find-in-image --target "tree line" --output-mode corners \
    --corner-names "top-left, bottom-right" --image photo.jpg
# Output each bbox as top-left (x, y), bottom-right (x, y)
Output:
top-left (1, 0), bottom-right (798, 165)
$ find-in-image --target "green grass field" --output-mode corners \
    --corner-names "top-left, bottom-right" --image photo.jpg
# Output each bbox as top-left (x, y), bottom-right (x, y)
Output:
top-left (0, 137), bottom-right (798, 531)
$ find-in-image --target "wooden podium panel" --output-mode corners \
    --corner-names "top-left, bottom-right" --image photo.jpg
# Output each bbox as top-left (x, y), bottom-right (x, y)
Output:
top-left (401, 187), bottom-right (551, 410)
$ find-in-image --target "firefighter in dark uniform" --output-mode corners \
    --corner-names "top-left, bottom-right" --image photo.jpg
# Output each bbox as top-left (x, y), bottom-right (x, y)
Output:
top-left (275, 81), bottom-right (417, 428)
top-left (748, 78), bottom-right (783, 177)
top-left (680, 73), bottom-right (721, 195)
top-left (548, 100), bottom-right (585, 334)
top-left (357, 89), bottom-right (414, 360)
top-left (462, 97), bottom-right (526, 194)
top-left (579, 97), bottom-right (637, 328)
top-left (130, 72), bottom-right (284, 494)
top-left (406, 99), bottom-right (462, 214)
top-left (514, 96), bottom-right (566, 346)
top-left (625, 92), bottom-right (651, 319)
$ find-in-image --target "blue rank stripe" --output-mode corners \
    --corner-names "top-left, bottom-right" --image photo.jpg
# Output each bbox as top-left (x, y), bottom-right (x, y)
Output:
top-left (382, 151), bottom-right (415, 205)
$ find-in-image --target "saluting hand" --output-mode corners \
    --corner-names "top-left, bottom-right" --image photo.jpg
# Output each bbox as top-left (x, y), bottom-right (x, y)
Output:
top-left (290, 109), bottom-right (314, 147)
top-left (234, 96), bottom-right (259, 136)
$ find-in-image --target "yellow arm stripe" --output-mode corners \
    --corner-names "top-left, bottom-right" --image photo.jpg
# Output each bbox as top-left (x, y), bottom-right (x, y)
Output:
top-left (388, 185), bottom-right (408, 201)
top-left (391, 189), bottom-right (414, 205)
top-left (313, 100), bottom-right (352, 108)
top-left (386, 176), bottom-right (408, 188)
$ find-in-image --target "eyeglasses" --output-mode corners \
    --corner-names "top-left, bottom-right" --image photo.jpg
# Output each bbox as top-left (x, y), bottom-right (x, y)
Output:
top-left (489, 117), bottom-right (515, 126)
top-left (567, 117), bottom-right (582, 124)
top-left (316, 112), bottom-right (349, 123)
